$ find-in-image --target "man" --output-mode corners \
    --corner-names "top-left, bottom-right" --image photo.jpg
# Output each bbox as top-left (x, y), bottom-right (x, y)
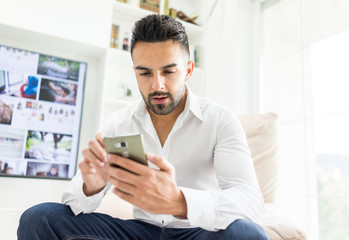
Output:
top-left (18, 14), bottom-right (269, 239)
top-left (46, 164), bottom-right (59, 177)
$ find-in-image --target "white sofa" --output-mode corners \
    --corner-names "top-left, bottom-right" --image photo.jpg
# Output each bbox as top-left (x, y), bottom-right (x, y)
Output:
top-left (96, 112), bottom-right (307, 240)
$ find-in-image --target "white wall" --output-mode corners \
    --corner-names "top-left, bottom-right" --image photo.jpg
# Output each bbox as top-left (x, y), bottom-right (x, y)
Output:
top-left (204, 0), bottom-right (258, 115)
top-left (0, 0), bottom-right (111, 48)
top-left (0, 1), bottom-right (111, 239)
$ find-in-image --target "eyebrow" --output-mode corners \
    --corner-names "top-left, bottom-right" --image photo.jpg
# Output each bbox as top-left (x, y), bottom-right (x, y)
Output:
top-left (135, 63), bottom-right (177, 71)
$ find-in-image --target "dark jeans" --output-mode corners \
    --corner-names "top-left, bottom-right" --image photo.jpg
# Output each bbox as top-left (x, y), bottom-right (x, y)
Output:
top-left (17, 203), bottom-right (269, 240)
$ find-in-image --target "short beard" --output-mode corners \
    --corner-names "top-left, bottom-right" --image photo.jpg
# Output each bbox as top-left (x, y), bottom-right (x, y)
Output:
top-left (142, 85), bottom-right (185, 115)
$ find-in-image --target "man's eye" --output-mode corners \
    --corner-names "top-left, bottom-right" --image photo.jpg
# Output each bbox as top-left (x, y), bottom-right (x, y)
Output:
top-left (164, 71), bottom-right (174, 74)
top-left (140, 72), bottom-right (150, 76)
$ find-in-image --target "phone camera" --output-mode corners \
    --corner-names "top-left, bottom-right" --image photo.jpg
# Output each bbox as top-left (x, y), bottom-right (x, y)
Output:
top-left (120, 142), bottom-right (127, 147)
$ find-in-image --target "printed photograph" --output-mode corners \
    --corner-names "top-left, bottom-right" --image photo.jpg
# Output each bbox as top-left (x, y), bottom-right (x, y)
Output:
top-left (0, 98), bottom-right (14, 125)
top-left (37, 54), bottom-right (80, 81)
top-left (0, 46), bottom-right (39, 74)
top-left (0, 70), bottom-right (38, 99)
top-left (39, 78), bottom-right (77, 105)
top-left (26, 162), bottom-right (69, 178)
top-left (0, 159), bottom-right (26, 176)
top-left (0, 126), bottom-right (26, 158)
top-left (25, 130), bottom-right (72, 163)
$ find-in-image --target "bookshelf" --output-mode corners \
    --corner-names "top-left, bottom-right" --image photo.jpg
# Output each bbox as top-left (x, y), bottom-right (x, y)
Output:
top-left (112, 1), bottom-right (204, 38)
top-left (102, 0), bottom-right (208, 122)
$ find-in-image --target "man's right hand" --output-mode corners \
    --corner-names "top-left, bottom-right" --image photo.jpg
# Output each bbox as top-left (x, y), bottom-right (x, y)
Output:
top-left (79, 132), bottom-right (109, 196)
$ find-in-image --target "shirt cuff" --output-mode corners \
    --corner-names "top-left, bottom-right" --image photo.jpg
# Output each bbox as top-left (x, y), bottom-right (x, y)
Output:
top-left (70, 181), bottom-right (109, 215)
top-left (180, 187), bottom-right (216, 230)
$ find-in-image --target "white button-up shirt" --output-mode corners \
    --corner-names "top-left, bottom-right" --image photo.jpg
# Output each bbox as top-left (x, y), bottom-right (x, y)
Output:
top-left (62, 87), bottom-right (264, 231)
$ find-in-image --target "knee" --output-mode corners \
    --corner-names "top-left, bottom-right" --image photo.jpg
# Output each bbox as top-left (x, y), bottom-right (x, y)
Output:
top-left (222, 219), bottom-right (269, 240)
top-left (18, 203), bottom-right (71, 235)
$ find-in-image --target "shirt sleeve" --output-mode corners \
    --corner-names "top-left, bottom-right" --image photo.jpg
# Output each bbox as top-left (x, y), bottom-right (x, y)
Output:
top-left (61, 112), bottom-right (119, 215)
top-left (62, 171), bottom-right (111, 215)
top-left (180, 112), bottom-right (264, 231)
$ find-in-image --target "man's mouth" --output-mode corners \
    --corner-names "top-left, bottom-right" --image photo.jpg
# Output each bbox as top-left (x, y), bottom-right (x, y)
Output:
top-left (152, 96), bottom-right (169, 104)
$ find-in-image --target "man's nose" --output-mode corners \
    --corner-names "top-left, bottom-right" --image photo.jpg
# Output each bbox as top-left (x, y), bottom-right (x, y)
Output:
top-left (152, 72), bottom-right (165, 91)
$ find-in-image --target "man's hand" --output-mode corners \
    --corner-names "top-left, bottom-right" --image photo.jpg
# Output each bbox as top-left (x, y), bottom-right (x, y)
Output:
top-left (108, 153), bottom-right (187, 218)
top-left (79, 132), bottom-right (109, 196)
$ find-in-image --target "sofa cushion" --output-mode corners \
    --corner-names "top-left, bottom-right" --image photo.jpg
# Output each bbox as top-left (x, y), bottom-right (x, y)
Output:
top-left (263, 215), bottom-right (307, 240)
top-left (238, 112), bottom-right (278, 204)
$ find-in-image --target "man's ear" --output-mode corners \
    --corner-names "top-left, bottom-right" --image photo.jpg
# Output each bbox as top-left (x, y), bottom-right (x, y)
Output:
top-left (185, 60), bottom-right (194, 82)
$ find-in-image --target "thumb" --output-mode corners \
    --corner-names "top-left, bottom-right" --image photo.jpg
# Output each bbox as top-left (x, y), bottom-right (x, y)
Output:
top-left (146, 153), bottom-right (173, 173)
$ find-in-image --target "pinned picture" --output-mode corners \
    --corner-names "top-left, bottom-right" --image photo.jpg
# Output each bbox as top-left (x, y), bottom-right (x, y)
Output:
top-left (0, 70), bottom-right (38, 99)
top-left (39, 78), bottom-right (77, 106)
top-left (0, 159), bottom-right (26, 176)
top-left (0, 98), bottom-right (14, 125)
top-left (25, 130), bottom-right (72, 163)
top-left (26, 162), bottom-right (69, 178)
top-left (37, 55), bottom-right (80, 81)
top-left (0, 126), bottom-right (26, 158)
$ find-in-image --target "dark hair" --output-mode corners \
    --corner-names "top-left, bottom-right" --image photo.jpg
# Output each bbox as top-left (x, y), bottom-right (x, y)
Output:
top-left (60, 86), bottom-right (70, 95)
top-left (51, 164), bottom-right (59, 170)
top-left (131, 14), bottom-right (189, 58)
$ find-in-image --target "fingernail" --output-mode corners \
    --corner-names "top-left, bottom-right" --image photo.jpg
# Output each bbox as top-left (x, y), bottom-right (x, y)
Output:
top-left (108, 154), bottom-right (112, 160)
top-left (91, 168), bottom-right (96, 174)
top-left (99, 162), bottom-right (104, 167)
top-left (147, 153), bottom-right (153, 159)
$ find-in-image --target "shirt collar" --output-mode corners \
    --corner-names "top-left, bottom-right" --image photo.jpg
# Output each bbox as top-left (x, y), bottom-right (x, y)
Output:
top-left (133, 86), bottom-right (204, 122)
top-left (185, 86), bottom-right (204, 122)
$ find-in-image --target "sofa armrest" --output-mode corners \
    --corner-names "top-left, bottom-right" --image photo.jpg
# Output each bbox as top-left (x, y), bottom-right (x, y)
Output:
top-left (263, 215), bottom-right (307, 240)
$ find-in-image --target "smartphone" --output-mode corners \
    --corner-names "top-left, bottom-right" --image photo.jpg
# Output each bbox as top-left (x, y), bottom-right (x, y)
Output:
top-left (103, 134), bottom-right (148, 168)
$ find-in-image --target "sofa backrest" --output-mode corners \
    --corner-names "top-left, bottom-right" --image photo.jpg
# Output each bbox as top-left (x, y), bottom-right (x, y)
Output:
top-left (238, 112), bottom-right (278, 204)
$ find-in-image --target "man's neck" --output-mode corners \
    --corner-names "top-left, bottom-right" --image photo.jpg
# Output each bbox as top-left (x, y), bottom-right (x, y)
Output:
top-left (147, 89), bottom-right (188, 146)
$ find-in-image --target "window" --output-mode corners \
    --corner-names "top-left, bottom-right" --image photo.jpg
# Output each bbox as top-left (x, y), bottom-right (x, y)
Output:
top-left (261, 0), bottom-right (349, 239)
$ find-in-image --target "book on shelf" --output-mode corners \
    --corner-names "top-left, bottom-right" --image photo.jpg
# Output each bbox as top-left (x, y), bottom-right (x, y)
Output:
top-left (194, 45), bottom-right (203, 68)
top-left (110, 24), bottom-right (120, 49)
top-left (164, 0), bottom-right (170, 15)
top-left (169, 8), bottom-right (177, 18)
top-left (140, 0), bottom-right (160, 13)
top-left (122, 32), bottom-right (130, 51)
top-left (189, 45), bottom-right (203, 68)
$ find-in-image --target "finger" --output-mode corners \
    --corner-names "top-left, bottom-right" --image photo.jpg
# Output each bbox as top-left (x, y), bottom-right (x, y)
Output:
top-left (146, 153), bottom-right (173, 172)
top-left (88, 139), bottom-right (107, 164)
top-left (108, 154), bottom-right (148, 175)
top-left (79, 161), bottom-right (96, 174)
top-left (82, 148), bottom-right (105, 168)
top-left (109, 177), bottom-right (136, 196)
top-left (96, 132), bottom-right (105, 148)
top-left (108, 166), bottom-right (138, 185)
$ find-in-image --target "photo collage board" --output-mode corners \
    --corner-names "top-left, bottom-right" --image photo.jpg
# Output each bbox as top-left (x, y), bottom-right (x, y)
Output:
top-left (0, 45), bottom-right (87, 179)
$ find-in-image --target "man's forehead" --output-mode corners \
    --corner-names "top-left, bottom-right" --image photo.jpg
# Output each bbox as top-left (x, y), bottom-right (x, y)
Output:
top-left (133, 42), bottom-right (187, 66)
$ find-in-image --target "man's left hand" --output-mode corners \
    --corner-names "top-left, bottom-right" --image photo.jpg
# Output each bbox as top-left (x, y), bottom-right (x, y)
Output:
top-left (107, 153), bottom-right (187, 218)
